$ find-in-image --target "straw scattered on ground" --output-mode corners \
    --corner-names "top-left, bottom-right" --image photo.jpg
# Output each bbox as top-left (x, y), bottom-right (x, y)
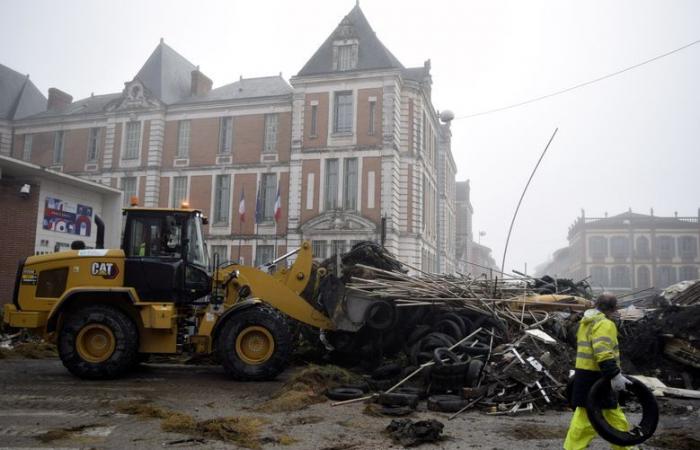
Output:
top-left (256, 364), bottom-right (358, 413)
top-left (115, 400), bottom-right (270, 449)
top-left (0, 342), bottom-right (57, 359)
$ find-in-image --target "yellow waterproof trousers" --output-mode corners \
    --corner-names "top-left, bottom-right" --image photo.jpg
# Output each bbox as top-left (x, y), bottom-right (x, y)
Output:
top-left (563, 406), bottom-right (635, 450)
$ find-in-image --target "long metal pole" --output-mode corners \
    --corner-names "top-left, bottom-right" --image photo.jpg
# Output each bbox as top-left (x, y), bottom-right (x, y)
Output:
top-left (501, 128), bottom-right (558, 273)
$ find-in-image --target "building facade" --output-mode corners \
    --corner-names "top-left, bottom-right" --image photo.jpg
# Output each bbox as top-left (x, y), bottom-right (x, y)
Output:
top-left (538, 210), bottom-right (700, 292)
top-left (454, 180), bottom-right (498, 277)
top-left (0, 5), bottom-right (457, 273)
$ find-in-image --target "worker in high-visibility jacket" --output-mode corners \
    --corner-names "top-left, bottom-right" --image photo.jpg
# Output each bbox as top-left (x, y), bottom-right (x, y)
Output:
top-left (564, 293), bottom-right (635, 450)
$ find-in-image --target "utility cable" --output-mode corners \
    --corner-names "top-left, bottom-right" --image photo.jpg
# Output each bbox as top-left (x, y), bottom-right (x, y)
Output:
top-left (455, 38), bottom-right (700, 120)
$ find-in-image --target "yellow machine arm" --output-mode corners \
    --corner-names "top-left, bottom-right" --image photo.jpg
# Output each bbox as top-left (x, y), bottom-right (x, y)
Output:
top-left (216, 242), bottom-right (334, 330)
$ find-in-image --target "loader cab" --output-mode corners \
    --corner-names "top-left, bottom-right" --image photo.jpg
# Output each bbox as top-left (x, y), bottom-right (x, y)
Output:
top-left (122, 208), bottom-right (210, 303)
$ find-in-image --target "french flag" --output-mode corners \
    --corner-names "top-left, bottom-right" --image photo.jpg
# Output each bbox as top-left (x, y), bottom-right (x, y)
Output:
top-left (238, 188), bottom-right (245, 223)
top-left (274, 187), bottom-right (282, 222)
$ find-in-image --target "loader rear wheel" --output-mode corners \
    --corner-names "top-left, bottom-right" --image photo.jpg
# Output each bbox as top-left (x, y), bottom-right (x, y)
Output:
top-left (217, 306), bottom-right (292, 381)
top-left (58, 305), bottom-right (138, 379)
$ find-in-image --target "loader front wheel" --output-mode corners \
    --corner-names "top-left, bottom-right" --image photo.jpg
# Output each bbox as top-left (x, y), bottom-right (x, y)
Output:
top-left (217, 306), bottom-right (292, 381)
top-left (58, 305), bottom-right (138, 379)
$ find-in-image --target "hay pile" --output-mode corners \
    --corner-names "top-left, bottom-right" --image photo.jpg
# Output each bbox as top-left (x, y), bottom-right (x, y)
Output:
top-left (256, 364), bottom-right (357, 413)
top-left (116, 400), bottom-right (269, 449)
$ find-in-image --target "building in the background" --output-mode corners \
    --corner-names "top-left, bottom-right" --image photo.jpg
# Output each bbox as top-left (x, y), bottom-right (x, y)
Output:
top-left (0, 64), bottom-right (47, 155)
top-left (0, 155), bottom-right (122, 299)
top-left (454, 180), bottom-right (498, 277)
top-left (0, 4), bottom-right (456, 272)
top-left (288, 5), bottom-right (455, 271)
top-left (538, 209), bottom-right (700, 293)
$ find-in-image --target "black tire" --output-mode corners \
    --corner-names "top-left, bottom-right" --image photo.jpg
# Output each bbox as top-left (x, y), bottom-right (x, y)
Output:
top-left (407, 325), bottom-right (433, 345)
top-left (435, 319), bottom-right (464, 341)
top-left (585, 377), bottom-right (659, 446)
top-left (457, 341), bottom-right (490, 356)
top-left (433, 347), bottom-right (461, 365)
top-left (365, 301), bottom-right (396, 330)
top-left (394, 386), bottom-right (427, 399)
top-left (421, 332), bottom-right (456, 349)
top-left (372, 362), bottom-right (402, 380)
top-left (326, 387), bottom-right (365, 401)
top-left (427, 395), bottom-right (468, 413)
top-left (381, 405), bottom-right (414, 416)
top-left (58, 304), bottom-right (138, 380)
top-left (377, 392), bottom-right (419, 408)
top-left (217, 305), bottom-right (293, 381)
top-left (465, 359), bottom-right (483, 386)
top-left (367, 377), bottom-right (396, 392)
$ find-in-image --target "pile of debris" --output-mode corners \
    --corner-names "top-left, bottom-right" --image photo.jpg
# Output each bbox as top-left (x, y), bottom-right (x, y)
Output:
top-left (295, 242), bottom-right (589, 416)
top-left (298, 242), bottom-right (699, 418)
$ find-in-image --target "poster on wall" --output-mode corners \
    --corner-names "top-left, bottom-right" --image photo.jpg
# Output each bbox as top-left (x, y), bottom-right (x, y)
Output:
top-left (43, 197), bottom-right (93, 237)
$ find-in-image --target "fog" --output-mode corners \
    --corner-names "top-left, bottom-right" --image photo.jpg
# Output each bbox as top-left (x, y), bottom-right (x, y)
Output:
top-left (3, 0), bottom-right (699, 272)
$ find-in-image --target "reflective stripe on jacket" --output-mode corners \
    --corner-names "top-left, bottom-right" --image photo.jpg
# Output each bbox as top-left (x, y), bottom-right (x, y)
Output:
top-left (575, 309), bottom-right (620, 372)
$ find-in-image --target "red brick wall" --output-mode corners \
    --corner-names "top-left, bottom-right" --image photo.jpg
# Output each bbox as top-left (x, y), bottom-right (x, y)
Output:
top-left (159, 177), bottom-right (170, 207)
top-left (303, 93), bottom-right (328, 149)
top-left (162, 120), bottom-right (178, 167)
top-left (189, 175), bottom-right (212, 233)
top-left (277, 112), bottom-right (292, 162)
top-left (190, 117), bottom-right (219, 166)
top-left (63, 128), bottom-right (89, 172)
top-left (357, 88), bottom-right (382, 147)
top-left (28, 132), bottom-right (54, 167)
top-left (11, 135), bottom-right (24, 159)
top-left (233, 115), bottom-right (264, 164)
top-left (0, 181), bottom-right (39, 304)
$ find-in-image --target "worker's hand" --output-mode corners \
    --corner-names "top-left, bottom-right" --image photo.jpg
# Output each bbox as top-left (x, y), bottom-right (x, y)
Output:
top-left (611, 373), bottom-right (633, 392)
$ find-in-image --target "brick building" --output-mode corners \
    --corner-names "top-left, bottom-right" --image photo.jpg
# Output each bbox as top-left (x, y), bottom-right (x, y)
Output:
top-left (0, 5), bottom-right (456, 272)
top-left (538, 209), bottom-right (700, 293)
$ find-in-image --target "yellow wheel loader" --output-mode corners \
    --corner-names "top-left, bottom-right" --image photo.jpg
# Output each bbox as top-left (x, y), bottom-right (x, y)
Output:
top-left (3, 207), bottom-right (335, 380)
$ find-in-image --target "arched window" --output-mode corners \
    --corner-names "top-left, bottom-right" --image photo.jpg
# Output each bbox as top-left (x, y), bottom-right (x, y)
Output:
top-left (610, 237), bottom-right (630, 260)
top-left (656, 236), bottom-right (675, 261)
top-left (589, 237), bottom-right (607, 260)
top-left (657, 266), bottom-right (677, 288)
top-left (590, 266), bottom-right (609, 287)
top-left (679, 266), bottom-right (699, 281)
top-left (678, 236), bottom-right (698, 261)
top-left (611, 266), bottom-right (631, 287)
top-left (637, 266), bottom-right (650, 289)
top-left (635, 236), bottom-right (650, 259)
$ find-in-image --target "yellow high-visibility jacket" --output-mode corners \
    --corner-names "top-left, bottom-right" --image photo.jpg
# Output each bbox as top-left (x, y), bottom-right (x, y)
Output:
top-left (575, 309), bottom-right (620, 372)
top-left (571, 308), bottom-right (621, 408)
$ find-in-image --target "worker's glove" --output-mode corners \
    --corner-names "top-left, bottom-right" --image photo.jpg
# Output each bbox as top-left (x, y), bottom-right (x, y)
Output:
top-left (611, 373), bottom-right (633, 392)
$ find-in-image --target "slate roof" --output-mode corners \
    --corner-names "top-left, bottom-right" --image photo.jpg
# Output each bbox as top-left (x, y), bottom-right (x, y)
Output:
top-left (175, 76), bottom-right (292, 105)
top-left (297, 4), bottom-right (404, 76)
top-left (402, 66), bottom-right (429, 83)
top-left (0, 63), bottom-right (46, 120)
top-left (28, 93), bottom-right (122, 119)
top-left (135, 41), bottom-right (197, 104)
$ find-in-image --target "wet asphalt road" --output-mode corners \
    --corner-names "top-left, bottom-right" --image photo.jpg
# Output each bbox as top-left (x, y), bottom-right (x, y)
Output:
top-left (0, 359), bottom-right (697, 449)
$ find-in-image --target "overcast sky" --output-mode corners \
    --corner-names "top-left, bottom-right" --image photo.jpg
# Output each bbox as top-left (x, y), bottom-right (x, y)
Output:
top-left (3, 0), bottom-right (699, 274)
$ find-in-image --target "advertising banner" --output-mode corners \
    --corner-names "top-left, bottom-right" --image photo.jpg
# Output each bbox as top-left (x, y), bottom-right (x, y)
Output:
top-left (43, 197), bottom-right (93, 237)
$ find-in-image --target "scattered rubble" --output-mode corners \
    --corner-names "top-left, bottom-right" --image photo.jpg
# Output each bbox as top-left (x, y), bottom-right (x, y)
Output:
top-left (385, 418), bottom-right (445, 447)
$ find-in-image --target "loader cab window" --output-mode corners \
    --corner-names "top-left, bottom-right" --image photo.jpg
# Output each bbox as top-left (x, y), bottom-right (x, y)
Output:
top-left (126, 215), bottom-right (183, 258)
top-left (186, 215), bottom-right (208, 269)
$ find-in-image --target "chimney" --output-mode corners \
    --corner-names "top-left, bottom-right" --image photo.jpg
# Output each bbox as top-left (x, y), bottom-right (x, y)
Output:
top-left (47, 88), bottom-right (72, 110)
top-left (190, 67), bottom-right (212, 96)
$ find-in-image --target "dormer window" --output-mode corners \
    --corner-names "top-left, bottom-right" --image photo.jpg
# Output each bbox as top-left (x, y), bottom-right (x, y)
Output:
top-left (333, 40), bottom-right (358, 71)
